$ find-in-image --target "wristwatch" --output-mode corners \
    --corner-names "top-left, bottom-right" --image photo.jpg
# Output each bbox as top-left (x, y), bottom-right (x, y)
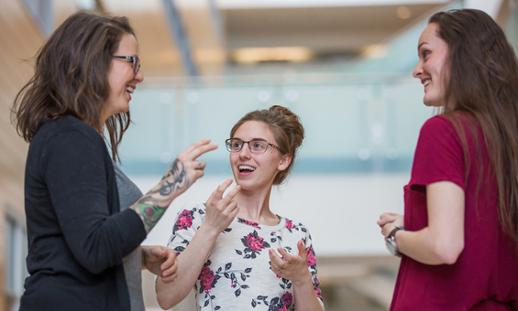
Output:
top-left (385, 226), bottom-right (404, 257)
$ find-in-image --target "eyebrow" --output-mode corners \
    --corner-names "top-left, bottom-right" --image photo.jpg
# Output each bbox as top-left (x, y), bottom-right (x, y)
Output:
top-left (233, 137), bottom-right (268, 142)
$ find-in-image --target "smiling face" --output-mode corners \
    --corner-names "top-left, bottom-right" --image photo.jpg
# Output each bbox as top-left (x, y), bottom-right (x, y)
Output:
top-left (101, 33), bottom-right (144, 123)
top-left (230, 120), bottom-right (291, 191)
top-left (413, 23), bottom-right (450, 107)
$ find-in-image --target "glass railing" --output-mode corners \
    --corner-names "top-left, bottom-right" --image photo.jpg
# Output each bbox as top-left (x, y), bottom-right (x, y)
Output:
top-left (118, 74), bottom-right (434, 175)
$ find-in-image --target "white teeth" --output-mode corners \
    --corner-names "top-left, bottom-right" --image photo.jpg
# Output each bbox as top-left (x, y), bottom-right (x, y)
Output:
top-left (238, 165), bottom-right (255, 172)
top-left (126, 86), bottom-right (135, 94)
top-left (422, 79), bottom-right (431, 87)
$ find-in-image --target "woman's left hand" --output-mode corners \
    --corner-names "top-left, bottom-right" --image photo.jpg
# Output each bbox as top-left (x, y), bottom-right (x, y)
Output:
top-left (142, 245), bottom-right (177, 282)
top-left (269, 240), bottom-right (311, 286)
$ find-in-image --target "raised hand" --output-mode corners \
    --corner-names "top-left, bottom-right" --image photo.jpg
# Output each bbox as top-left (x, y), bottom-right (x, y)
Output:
top-left (142, 245), bottom-right (177, 282)
top-left (269, 240), bottom-right (312, 286)
top-left (172, 139), bottom-right (218, 196)
top-left (202, 179), bottom-right (241, 234)
top-left (131, 139), bottom-right (217, 232)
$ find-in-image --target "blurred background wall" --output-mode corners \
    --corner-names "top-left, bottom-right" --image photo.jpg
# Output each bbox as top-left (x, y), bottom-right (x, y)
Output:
top-left (1, 0), bottom-right (517, 310)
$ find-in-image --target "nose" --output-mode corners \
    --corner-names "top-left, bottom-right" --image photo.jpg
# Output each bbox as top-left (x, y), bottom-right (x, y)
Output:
top-left (412, 61), bottom-right (422, 79)
top-left (134, 69), bottom-right (144, 83)
top-left (238, 142), bottom-right (252, 158)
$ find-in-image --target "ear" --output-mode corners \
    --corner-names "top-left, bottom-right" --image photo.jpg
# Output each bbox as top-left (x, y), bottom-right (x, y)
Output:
top-left (277, 154), bottom-right (292, 171)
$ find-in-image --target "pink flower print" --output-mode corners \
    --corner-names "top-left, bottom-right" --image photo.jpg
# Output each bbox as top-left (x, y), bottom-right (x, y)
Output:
top-left (245, 232), bottom-right (265, 252)
top-left (314, 286), bottom-right (322, 299)
top-left (281, 292), bottom-right (293, 307)
top-left (238, 230), bottom-right (270, 259)
top-left (238, 218), bottom-right (261, 229)
top-left (306, 246), bottom-right (317, 267)
top-left (175, 209), bottom-right (193, 230)
top-left (199, 265), bottom-right (216, 293)
top-left (278, 306), bottom-right (288, 311)
top-left (285, 219), bottom-right (294, 231)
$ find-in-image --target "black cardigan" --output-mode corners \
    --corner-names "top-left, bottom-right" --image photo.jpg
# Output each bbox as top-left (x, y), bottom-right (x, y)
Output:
top-left (20, 116), bottom-right (147, 311)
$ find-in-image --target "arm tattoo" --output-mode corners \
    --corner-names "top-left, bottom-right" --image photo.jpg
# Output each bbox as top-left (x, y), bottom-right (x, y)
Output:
top-left (131, 159), bottom-right (190, 232)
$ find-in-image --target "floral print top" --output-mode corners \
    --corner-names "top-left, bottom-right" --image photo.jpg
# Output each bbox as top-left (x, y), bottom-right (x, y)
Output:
top-left (168, 203), bottom-right (323, 311)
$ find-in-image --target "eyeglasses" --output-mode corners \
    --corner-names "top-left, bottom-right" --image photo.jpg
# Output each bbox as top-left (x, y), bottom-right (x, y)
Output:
top-left (113, 55), bottom-right (141, 74)
top-left (225, 138), bottom-right (280, 154)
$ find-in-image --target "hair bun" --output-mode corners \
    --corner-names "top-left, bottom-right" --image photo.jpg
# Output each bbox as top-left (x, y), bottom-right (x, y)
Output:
top-left (269, 105), bottom-right (304, 150)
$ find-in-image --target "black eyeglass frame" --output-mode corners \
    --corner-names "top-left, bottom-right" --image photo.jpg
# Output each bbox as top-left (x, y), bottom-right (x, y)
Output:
top-left (225, 138), bottom-right (280, 154)
top-left (113, 55), bottom-right (141, 74)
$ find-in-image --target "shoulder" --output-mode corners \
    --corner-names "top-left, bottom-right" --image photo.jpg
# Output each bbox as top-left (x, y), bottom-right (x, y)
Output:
top-left (420, 112), bottom-right (478, 137)
top-left (172, 203), bottom-right (206, 230)
top-left (35, 115), bottom-right (103, 149)
top-left (417, 114), bottom-right (462, 147)
top-left (283, 217), bottom-right (311, 235)
top-left (420, 115), bottom-right (455, 135)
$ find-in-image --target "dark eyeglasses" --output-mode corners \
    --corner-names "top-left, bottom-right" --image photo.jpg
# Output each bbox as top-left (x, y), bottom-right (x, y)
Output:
top-left (113, 55), bottom-right (141, 74)
top-left (225, 138), bottom-right (280, 154)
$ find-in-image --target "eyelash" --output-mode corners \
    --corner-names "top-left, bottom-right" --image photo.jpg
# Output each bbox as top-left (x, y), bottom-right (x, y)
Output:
top-left (421, 50), bottom-right (430, 60)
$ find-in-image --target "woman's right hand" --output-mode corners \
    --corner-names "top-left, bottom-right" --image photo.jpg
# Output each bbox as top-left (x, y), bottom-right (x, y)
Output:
top-left (377, 212), bottom-right (404, 237)
top-left (202, 179), bottom-right (241, 234)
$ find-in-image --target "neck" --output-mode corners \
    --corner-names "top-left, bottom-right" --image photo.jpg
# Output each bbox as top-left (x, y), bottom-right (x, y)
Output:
top-left (236, 185), bottom-right (278, 225)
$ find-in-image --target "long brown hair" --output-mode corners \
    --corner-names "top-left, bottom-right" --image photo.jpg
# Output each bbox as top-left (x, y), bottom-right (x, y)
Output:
top-left (431, 9), bottom-right (518, 246)
top-left (230, 105), bottom-right (305, 185)
top-left (11, 11), bottom-right (135, 160)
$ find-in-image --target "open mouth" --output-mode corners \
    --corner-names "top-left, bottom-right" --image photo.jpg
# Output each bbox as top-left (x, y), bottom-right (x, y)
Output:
top-left (126, 85), bottom-right (135, 95)
top-left (125, 85), bottom-right (136, 100)
top-left (238, 164), bottom-right (256, 173)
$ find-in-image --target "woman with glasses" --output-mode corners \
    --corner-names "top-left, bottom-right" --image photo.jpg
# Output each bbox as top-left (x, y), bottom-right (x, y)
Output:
top-left (378, 9), bottom-right (518, 309)
top-left (156, 105), bottom-right (324, 310)
top-left (12, 12), bottom-right (216, 311)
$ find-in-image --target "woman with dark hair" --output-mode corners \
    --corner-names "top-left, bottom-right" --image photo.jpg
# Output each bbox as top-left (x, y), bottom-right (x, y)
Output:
top-left (156, 105), bottom-right (324, 310)
top-left (12, 12), bottom-right (216, 311)
top-left (378, 9), bottom-right (518, 310)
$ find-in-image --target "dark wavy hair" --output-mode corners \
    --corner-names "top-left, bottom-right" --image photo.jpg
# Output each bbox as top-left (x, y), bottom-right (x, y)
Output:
top-left (11, 11), bottom-right (135, 160)
top-left (230, 105), bottom-right (304, 185)
top-left (431, 9), bottom-right (518, 247)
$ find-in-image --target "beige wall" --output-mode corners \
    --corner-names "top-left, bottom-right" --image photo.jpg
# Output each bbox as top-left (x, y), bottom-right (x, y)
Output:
top-left (0, 1), bottom-right (44, 309)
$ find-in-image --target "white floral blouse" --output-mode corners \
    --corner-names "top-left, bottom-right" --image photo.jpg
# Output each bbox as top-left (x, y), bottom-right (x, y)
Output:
top-left (167, 203), bottom-right (323, 311)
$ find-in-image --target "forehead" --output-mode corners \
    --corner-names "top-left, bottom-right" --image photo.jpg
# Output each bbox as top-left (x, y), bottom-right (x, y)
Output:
top-left (418, 23), bottom-right (441, 47)
top-left (115, 33), bottom-right (138, 54)
top-left (233, 120), bottom-right (275, 141)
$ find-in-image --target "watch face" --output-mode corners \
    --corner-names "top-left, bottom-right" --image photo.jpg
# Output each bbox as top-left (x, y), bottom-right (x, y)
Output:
top-left (385, 238), bottom-right (398, 256)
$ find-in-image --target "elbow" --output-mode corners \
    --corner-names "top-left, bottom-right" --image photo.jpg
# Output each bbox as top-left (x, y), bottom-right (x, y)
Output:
top-left (157, 298), bottom-right (173, 310)
top-left (156, 283), bottom-right (183, 310)
top-left (76, 242), bottom-right (119, 274)
top-left (78, 255), bottom-right (111, 274)
top-left (157, 292), bottom-right (178, 310)
top-left (433, 239), bottom-right (464, 265)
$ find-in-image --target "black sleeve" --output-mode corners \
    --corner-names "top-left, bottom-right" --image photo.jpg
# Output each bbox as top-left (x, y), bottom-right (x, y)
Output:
top-left (43, 130), bottom-right (146, 274)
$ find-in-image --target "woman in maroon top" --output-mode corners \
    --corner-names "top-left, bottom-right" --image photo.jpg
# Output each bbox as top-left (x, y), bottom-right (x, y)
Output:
top-left (378, 9), bottom-right (518, 310)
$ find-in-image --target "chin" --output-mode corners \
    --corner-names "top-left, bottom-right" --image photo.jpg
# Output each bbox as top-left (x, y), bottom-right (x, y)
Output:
top-left (423, 96), bottom-right (443, 107)
top-left (116, 104), bottom-right (130, 114)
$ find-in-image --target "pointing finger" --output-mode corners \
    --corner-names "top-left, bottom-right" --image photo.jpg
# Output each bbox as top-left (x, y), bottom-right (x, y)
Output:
top-left (297, 240), bottom-right (306, 257)
top-left (184, 139), bottom-right (211, 154)
top-left (206, 179), bottom-right (233, 203)
top-left (190, 143), bottom-right (218, 160)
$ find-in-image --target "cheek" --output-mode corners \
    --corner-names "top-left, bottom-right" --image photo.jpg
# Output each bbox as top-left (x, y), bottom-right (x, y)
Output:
top-left (107, 77), bottom-right (122, 98)
top-left (229, 153), bottom-right (238, 167)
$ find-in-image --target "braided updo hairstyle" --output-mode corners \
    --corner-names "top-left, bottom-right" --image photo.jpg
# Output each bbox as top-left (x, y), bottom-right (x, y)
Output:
top-left (230, 105), bottom-right (304, 185)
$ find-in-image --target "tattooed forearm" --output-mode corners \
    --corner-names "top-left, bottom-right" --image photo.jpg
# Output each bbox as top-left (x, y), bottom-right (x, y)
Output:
top-left (133, 203), bottom-right (166, 232)
top-left (158, 160), bottom-right (187, 196)
top-left (131, 159), bottom-right (191, 233)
